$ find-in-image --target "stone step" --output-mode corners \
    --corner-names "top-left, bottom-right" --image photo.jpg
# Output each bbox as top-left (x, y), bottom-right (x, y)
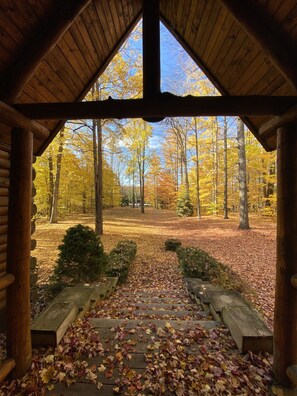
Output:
top-left (125, 302), bottom-right (199, 310)
top-left (54, 286), bottom-right (97, 316)
top-left (119, 290), bottom-right (185, 298)
top-left (222, 305), bottom-right (273, 353)
top-left (31, 302), bottom-right (78, 347)
top-left (121, 309), bottom-right (205, 318)
top-left (89, 318), bottom-right (218, 330)
top-left (130, 296), bottom-right (190, 304)
top-left (94, 328), bottom-right (202, 354)
top-left (47, 383), bottom-right (120, 396)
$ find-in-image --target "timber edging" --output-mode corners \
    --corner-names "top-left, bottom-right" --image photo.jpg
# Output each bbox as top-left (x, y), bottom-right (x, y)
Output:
top-left (31, 277), bottom-right (118, 347)
top-left (184, 278), bottom-right (273, 353)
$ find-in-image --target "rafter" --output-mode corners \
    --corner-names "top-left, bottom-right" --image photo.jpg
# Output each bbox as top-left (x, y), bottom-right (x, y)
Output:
top-left (218, 0), bottom-right (297, 91)
top-left (0, 0), bottom-right (91, 104)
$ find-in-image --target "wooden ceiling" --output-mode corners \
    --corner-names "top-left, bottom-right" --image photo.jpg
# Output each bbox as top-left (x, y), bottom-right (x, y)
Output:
top-left (0, 0), bottom-right (297, 153)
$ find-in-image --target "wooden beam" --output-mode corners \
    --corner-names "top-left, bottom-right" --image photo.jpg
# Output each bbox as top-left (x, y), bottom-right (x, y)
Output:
top-left (259, 104), bottom-right (297, 137)
top-left (273, 123), bottom-right (297, 387)
top-left (0, 273), bottom-right (14, 292)
top-left (7, 128), bottom-right (33, 378)
top-left (0, 359), bottom-right (15, 383)
top-left (218, 0), bottom-right (297, 90)
top-left (13, 95), bottom-right (297, 120)
top-left (0, 101), bottom-right (49, 141)
top-left (143, 0), bottom-right (163, 122)
top-left (0, 0), bottom-right (91, 103)
top-left (143, 0), bottom-right (160, 99)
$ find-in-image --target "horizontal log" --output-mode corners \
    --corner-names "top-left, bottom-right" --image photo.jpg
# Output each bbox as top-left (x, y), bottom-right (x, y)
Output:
top-left (0, 263), bottom-right (6, 273)
top-left (0, 198), bottom-right (8, 207)
top-left (0, 359), bottom-right (15, 382)
top-left (31, 221), bottom-right (36, 235)
top-left (0, 150), bottom-right (9, 160)
top-left (0, 273), bottom-right (14, 291)
top-left (31, 239), bottom-right (37, 251)
top-left (0, 170), bottom-right (9, 178)
top-left (0, 101), bottom-right (49, 140)
top-left (286, 365), bottom-right (297, 386)
top-left (0, 207), bottom-right (8, 216)
top-left (0, 244), bottom-right (7, 254)
top-left (0, 180), bottom-right (9, 188)
top-left (13, 95), bottom-right (297, 120)
top-left (0, 158), bottom-right (10, 170)
top-left (0, 188), bottom-right (8, 198)
top-left (0, 225), bottom-right (7, 234)
top-left (290, 274), bottom-right (297, 289)
top-left (259, 104), bottom-right (297, 137)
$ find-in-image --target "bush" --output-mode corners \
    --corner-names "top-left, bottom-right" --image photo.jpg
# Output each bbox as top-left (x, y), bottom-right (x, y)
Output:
top-left (176, 194), bottom-right (193, 217)
top-left (50, 224), bottom-right (107, 289)
top-left (177, 246), bottom-right (246, 292)
top-left (165, 238), bottom-right (182, 251)
top-left (106, 240), bottom-right (137, 284)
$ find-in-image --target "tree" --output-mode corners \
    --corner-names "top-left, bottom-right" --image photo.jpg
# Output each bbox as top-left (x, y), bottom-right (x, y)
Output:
top-left (49, 128), bottom-right (65, 224)
top-left (194, 117), bottom-right (201, 220)
top-left (123, 119), bottom-right (152, 213)
top-left (223, 116), bottom-right (229, 219)
top-left (237, 118), bottom-right (250, 229)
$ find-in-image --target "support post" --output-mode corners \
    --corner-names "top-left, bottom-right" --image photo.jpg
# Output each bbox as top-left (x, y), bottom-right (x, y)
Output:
top-left (6, 128), bottom-right (33, 378)
top-left (142, 0), bottom-right (163, 122)
top-left (274, 123), bottom-right (297, 386)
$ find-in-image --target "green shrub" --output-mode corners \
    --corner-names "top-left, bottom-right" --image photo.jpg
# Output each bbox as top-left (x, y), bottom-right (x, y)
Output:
top-left (165, 238), bottom-right (182, 251)
top-left (106, 240), bottom-right (137, 284)
top-left (177, 246), bottom-right (246, 292)
top-left (177, 247), bottom-right (217, 280)
top-left (50, 224), bottom-right (107, 288)
top-left (176, 195), bottom-right (193, 217)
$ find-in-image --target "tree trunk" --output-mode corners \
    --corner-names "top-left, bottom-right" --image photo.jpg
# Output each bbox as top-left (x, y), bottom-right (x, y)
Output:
top-left (82, 189), bottom-right (86, 214)
top-left (49, 129), bottom-right (64, 223)
top-left (223, 116), bottom-right (229, 219)
top-left (92, 82), bottom-right (103, 235)
top-left (213, 117), bottom-right (219, 215)
top-left (194, 118), bottom-right (201, 220)
top-left (132, 171), bottom-right (135, 208)
top-left (48, 150), bottom-right (54, 219)
top-left (237, 118), bottom-right (250, 229)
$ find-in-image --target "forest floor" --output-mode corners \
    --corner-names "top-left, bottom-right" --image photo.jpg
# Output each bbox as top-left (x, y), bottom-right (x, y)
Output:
top-left (0, 207), bottom-right (280, 395)
top-left (35, 207), bottom-right (276, 329)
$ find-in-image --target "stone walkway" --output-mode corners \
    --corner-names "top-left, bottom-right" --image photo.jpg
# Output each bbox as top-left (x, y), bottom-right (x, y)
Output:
top-left (47, 255), bottom-right (220, 395)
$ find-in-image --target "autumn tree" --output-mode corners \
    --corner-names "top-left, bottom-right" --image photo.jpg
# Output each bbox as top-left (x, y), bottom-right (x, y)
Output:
top-left (237, 118), bottom-right (250, 229)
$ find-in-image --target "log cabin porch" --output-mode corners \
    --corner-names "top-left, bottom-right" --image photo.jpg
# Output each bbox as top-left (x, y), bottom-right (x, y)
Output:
top-left (0, 0), bottom-right (297, 389)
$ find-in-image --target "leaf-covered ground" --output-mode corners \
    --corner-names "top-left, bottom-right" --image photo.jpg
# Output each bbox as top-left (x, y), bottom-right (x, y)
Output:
top-left (0, 207), bottom-right (278, 395)
top-left (35, 207), bottom-right (276, 328)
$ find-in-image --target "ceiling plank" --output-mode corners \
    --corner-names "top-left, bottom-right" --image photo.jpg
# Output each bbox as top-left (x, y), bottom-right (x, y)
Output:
top-left (0, 0), bottom-right (91, 104)
top-left (218, 0), bottom-right (297, 90)
top-left (13, 95), bottom-right (297, 120)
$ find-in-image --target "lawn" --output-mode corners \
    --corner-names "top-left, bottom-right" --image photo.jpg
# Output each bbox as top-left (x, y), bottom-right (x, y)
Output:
top-left (35, 207), bottom-right (276, 329)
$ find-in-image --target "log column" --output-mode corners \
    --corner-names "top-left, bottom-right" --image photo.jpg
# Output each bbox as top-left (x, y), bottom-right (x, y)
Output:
top-left (274, 123), bottom-right (297, 386)
top-left (142, 0), bottom-right (163, 122)
top-left (6, 128), bottom-right (33, 378)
